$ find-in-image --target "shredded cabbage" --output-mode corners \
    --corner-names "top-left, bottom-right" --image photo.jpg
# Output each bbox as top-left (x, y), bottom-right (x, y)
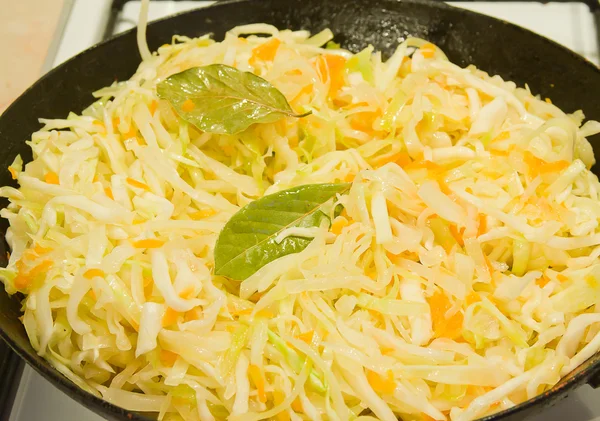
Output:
top-left (2, 2), bottom-right (600, 420)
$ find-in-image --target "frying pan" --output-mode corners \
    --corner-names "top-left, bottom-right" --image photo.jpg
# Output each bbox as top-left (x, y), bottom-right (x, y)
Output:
top-left (1, 0), bottom-right (600, 419)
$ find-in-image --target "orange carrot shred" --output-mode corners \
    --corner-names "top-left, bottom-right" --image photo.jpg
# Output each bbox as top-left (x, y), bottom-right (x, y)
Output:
top-left (420, 43), bottom-right (436, 58)
top-left (367, 370), bottom-right (396, 394)
top-left (314, 54), bottom-right (347, 96)
top-left (536, 275), bottom-right (551, 288)
top-left (160, 350), bottom-right (178, 366)
top-left (179, 287), bottom-right (196, 300)
top-left (181, 99), bottom-right (195, 112)
top-left (162, 307), bottom-right (180, 327)
top-left (429, 291), bottom-right (464, 340)
top-left (250, 38), bottom-right (281, 65)
top-left (149, 100), bottom-right (158, 116)
top-left (331, 217), bottom-right (349, 235)
top-left (478, 214), bottom-right (487, 237)
top-left (248, 364), bottom-right (267, 403)
top-left (126, 177), bottom-right (151, 191)
top-left (45, 172), bottom-right (59, 185)
top-left (291, 397), bottom-right (303, 413)
top-left (448, 224), bottom-right (465, 246)
top-left (380, 346), bottom-right (395, 355)
top-left (557, 273), bottom-right (569, 282)
top-left (104, 187), bottom-right (114, 200)
top-left (465, 292), bottom-right (481, 306)
top-left (184, 308), bottom-right (201, 322)
top-left (132, 239), bottom-right (165, 249)
top-left (83, 268), bottom-right (104, 279)
top-left (8, 167), bottom-right (17, 180)
top-left (190, 209), bottom-right (216, 220)
top-left (296, 330), bottom-right (315, 345)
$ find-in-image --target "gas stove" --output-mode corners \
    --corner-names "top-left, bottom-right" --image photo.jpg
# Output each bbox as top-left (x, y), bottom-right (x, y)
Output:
top-left (3, 1), bottom-right (600, 420)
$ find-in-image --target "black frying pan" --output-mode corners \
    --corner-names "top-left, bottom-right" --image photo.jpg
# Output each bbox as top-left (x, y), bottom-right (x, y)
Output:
top-left (1, 0), bottom-right (600, 420)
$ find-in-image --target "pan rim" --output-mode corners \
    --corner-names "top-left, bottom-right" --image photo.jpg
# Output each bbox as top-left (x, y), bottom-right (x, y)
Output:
top-left (0, 0), bottom-right (599, 420)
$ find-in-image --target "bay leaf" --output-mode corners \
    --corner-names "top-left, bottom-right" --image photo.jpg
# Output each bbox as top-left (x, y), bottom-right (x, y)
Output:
top-left (214, 183), bottom-right (350, 280)
top-left (157, 64), bottom-right (309, 135)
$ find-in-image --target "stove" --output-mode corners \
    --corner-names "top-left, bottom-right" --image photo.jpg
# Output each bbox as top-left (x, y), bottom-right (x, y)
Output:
top-left (3, 1), bottom-right (600, 420)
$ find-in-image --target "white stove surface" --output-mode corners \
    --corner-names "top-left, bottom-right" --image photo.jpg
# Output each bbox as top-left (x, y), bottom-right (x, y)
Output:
top-left (10, 1), bottom-right (600, 420)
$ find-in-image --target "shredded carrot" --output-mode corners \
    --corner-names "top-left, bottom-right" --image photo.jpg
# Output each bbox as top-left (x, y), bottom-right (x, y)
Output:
top-left (256, 309), bottom-right (274, 318)
top-left (273, 390), bottom-right (290, 421)
top-left (545, 97), bottom-right (552, 104)
top-left (524, 151), bottom-right (568, 177)
top-left (104, 187), bottom-right (114, 200)
top-left (190, 209), bottom-right (216, 220)
top-left (343, 173), bottom-right (355, 182)
top-left (132, 239), bottom-right (165, 249)
top-left (296, 330), bottom-right (315, 345)
top-left (286, 69), bottom-right (302, 76)
top-left (248, 364), bottom-right (267, 403)
top-left (44, 172), bottom-right (59, 185)
top-left (123, 126), bottom-right (137, 139)
top-left (15, 260), bottom-right (53, 290)
top-left (420, 43), bottom-right (436, 58)
top-left (465, 292), bottom-right (481, 306)
top-left (184, 308), bottom-right (201, 322)
top-left (437, 179), bottom-right (452, 196)
top-left (477, 214), bottom-right (487, 237)
top-left (291, 397), bottom-right (303, 413)
top-left (291, 83), bottom-right (314, 103)
top-left (179, 287), bottom-right (195, 300)
top-left (367, 370), bottom-right (396, 394)
top-left (126, 177), bottom-right (151, 191)
top-left (8, 167), bottom-right (17, 180)
top-left (314, 54), bottom-right (347, 96)
top-left (88, 289), bottom-right (97, 300)
top-left (394, 152), bottom-right (412, 167)
top-left (181, 99), bottom-right (195, 112)
top-left (404, 159), bottom-right (443, 174)
top-left (448, 224), bottom-right (465, 246)
top-left (429, 291), bottom-right (464, 340)
top-left (380, 346), bottom-right (395, 355)
top-left (536, 275), bottom-right (551, 288)
top-left (162, 307), bottom-right (180, 327)
top-left (29, 260), bottom-right (52, 277)
top-left (331, 217), bottom-right (349, 235)
top-left (349, 110), bottom-right (382, 134)
top-left (539, 160), bottom-right (570, 174)
top-left (250, 38), bottom-right (281, 65)
top-left (149, 100), bottom-right (158, 116)
top-left (557, 273), bottom-right (569, 283)
top-left (33, 244), bottom-right (51, 255)
top-left (112, 117), bottom-right (120, 128)
top-left (160, 350), bottom-right (179, 367)
top-left (83, 268), bottom-right (104, 279)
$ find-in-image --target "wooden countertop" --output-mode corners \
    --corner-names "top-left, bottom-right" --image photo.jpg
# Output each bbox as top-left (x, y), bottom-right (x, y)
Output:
top-left (0, 0), bottom-right (66, 113)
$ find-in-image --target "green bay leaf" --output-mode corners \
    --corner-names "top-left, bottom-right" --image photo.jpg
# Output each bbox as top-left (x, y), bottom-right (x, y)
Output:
top-left (214, 183), bottom-right (351, 280)
top-left (157, 64), bottom-right (309, 135)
